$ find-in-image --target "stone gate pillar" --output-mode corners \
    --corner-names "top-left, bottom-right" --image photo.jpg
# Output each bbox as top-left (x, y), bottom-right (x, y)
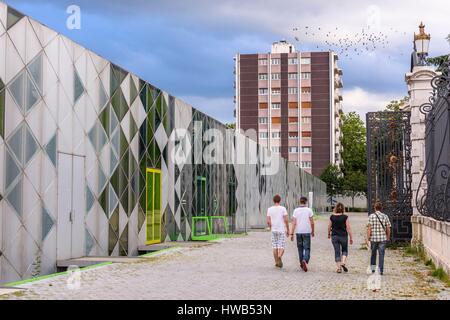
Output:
top-left (405, 66), bottom-right (439, 244)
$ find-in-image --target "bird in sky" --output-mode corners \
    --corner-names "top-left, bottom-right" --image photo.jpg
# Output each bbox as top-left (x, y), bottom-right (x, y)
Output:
top-left (291, 24), bottom-right (409, 61)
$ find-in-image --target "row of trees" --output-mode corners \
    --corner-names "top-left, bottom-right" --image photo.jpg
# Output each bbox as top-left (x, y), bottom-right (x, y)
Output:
top-left (320, 111), bottom-right (367, 208)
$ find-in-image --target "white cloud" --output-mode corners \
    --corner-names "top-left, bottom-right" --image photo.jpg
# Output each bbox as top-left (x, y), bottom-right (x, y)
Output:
top-left (342, 87), bottom-right (403, 120)
top-left (179, 95), bottom-right (235, 124)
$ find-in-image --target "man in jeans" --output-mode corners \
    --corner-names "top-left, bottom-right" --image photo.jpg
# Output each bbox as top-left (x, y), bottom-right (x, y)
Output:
top-left (266, 195), bottom-right (289, 268)
top-left (367, 201), bottom-right (391, 275)
top-left (290, 196), bottom-right (314, 272)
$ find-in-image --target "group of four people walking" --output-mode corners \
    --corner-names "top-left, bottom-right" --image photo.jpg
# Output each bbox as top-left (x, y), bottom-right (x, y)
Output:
top-left (267, 195), bottom-right (391, 274)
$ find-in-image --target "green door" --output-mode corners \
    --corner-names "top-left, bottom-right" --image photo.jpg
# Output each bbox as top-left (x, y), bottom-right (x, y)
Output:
top-left (196, 176), bottom-right (206, 216)
top-left (146, 168), bottom-right (162, 244)
top-left (194, 176), bottom-right (208, 236)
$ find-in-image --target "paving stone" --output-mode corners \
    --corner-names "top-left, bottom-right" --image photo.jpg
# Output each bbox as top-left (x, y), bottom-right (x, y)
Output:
top-left (2, 213), bottom-right (449, 300)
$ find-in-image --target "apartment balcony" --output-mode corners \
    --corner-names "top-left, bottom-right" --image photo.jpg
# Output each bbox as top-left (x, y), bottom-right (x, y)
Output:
top-left (288, 108), bottom-right (298, 117)
top-left (334, 88), bottom-right (342, 102)
top-left (334, 66), bottom-right (343, 76)
top-left (271, 109), bottom-right (281, 117)
top-left (302, 137), bottom-right (312, 146)
top-left (301, 153), bottom-right (312, 162)
top-left (288, 139), bottom-right (299, 147)
top-left (334, 75), bottom-right (343, 88)
top-left (289, 123), bottom-right (299, 132)
top-left (301, 123), bottom-right (311, 132)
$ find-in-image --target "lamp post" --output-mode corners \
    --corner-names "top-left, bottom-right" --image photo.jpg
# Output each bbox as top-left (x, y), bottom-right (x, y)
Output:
top-left (414, 22), bottom-right (431, 66)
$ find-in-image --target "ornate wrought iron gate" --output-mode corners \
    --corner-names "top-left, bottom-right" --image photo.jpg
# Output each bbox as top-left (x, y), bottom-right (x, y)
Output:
top-left (366, 111), bottom-right (413, 242)
top-left (416, 61), bottom-right (450, 222)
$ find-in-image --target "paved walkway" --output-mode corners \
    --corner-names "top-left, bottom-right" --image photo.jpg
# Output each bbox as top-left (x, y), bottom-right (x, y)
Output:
top-left (2, 213), bottom-right (449, 300)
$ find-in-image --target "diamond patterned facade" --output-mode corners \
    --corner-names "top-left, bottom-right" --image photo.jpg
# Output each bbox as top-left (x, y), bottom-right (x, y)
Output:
top-left (0, 3), bottom-right (327, 284)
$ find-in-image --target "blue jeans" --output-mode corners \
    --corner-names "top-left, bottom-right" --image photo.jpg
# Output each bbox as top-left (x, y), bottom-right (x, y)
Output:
top-left (296, 233), bottom-right (311, 263)
top-left (370, 241), bottom-right (387, 274)
top-left (331, 235), bottom-right (348, 262)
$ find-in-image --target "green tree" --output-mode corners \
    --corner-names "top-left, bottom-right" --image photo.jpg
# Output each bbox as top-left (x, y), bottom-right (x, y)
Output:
top-left (340, 112), bottom-right (366, 173)
top-left (427, 34), bottom-right (450, 71)
top-left (342, 170), bottom-right (367, 209)
top-left (384, 96), bottom-right (409, 112)
top-left (225, 123), bottom-right (236, 129)
top-left (340, 112), bottom-right (368, 210)
top-left (320, 164), bottom-right (343, 206)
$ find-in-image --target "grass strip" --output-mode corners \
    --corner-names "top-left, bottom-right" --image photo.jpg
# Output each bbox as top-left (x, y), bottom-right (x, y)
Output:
top-left (4, 262), bottom-right (113, 287)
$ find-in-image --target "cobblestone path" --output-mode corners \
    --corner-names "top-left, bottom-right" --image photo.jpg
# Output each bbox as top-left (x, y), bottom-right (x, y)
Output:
top-left (2, 213), bottom-right (449, 300)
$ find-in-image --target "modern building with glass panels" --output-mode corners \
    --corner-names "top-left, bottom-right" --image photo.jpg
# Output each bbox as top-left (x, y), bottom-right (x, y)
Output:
top-left (235, 40), bottom-right (344, 176)
top-left (0, 4), bottom-right (326, 284)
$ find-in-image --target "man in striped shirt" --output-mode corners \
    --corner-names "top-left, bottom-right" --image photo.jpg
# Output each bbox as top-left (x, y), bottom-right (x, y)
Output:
top-left (367, 202), bottom-right (391, 275)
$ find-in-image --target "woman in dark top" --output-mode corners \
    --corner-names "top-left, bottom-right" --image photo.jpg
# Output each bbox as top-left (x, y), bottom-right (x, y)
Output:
top-left (328, 203), bottom-right (353, 273)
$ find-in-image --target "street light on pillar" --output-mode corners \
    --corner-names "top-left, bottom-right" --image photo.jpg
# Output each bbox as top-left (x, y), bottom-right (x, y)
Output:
top-left (414, 22), bottom-right (431, 66)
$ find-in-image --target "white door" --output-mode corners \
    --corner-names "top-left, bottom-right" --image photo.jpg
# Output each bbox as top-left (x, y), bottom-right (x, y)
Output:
top-left (57, 153), bottom-right (72, 260)
top-left (57, 153), bottom-right (86, 260)
top-left (71, 155), bottom-right (85, 258)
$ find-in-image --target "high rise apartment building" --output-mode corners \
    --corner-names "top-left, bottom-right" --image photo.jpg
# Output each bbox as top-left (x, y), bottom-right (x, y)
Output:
top-left (234, 40), bottom-right (343, 176)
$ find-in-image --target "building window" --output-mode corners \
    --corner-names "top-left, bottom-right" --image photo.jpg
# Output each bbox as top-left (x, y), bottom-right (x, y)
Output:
top-left (289, 133), bottom-right (298, 139)
top-left (259, 73), bottom-right (268, 80)
top-left (259, 59), bottom-right (268, 65)
top-left (271, 103), bottom-right (281, 110)
top-left (301, 161), bottom-right (312, 168)
top-left (271, 58), bottom-right (280, 65)
top-left (302, 147), bottom-right (312, 153)
top-left (301, 58), bottom-right (311, 64)
top-left (301, 73), bottom-right (311, 79)
top-left (272, 147), bottom-right (280, 153)
top-left (259, 88), bottom-right (268, 95)
top-left (289, 147), bottom-right (298, 153)
top-left (271, 73), bottom-right (280, 80)
top-left (302, 116), bottom-right (311, 124)
top-left (259, 117), bottom-right (268, 124)
top-left (288, 58), bottom-right (298, 65)
top-left (259, 132), bottom-right (268, 139)
top-left (288, 87), bottom-right (298, 94)
top-left (288, 73), bottom-right (298, 80)
top-left (302, 88), bottom-right (311, 94)
top-left (271, 88), bottom-right (281, 95)
top-left (272, 132), bottom-right (281, 139)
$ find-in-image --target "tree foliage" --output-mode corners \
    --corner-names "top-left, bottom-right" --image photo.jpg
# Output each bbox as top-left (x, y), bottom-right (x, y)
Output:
top-left (340, 112), bottom-right (366, 173)
top-left (322, 111), bottom-right (368, 209)
top-left (384, 96), bottom-right (409, 112)
top-left (426, 34), bottom-right (450, 71)
top-left (342, 170), bottom-right (367, 208)
top-left (320, 164), bottom-right (343, 203)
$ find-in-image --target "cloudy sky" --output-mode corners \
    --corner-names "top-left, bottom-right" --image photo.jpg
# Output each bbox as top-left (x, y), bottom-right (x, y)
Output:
top-left (4, 0), bottom-right (450, 122)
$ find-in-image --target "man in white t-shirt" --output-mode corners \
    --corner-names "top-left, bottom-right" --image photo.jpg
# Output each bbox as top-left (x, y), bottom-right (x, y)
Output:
top-left (266, 194), bottom-right (289, 268)
top-left (290, 196), bottom-right (315, 272)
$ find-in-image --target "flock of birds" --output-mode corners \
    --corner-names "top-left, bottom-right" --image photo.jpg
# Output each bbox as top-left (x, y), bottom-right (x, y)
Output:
top-left (291, 25), bottom-right (410, 60)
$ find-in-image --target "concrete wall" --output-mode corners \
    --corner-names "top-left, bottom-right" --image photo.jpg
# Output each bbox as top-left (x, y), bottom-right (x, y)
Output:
top-left (412, 215), bottom-right (450, 274)
top-left (332, 195), bottom-right (367, 210)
